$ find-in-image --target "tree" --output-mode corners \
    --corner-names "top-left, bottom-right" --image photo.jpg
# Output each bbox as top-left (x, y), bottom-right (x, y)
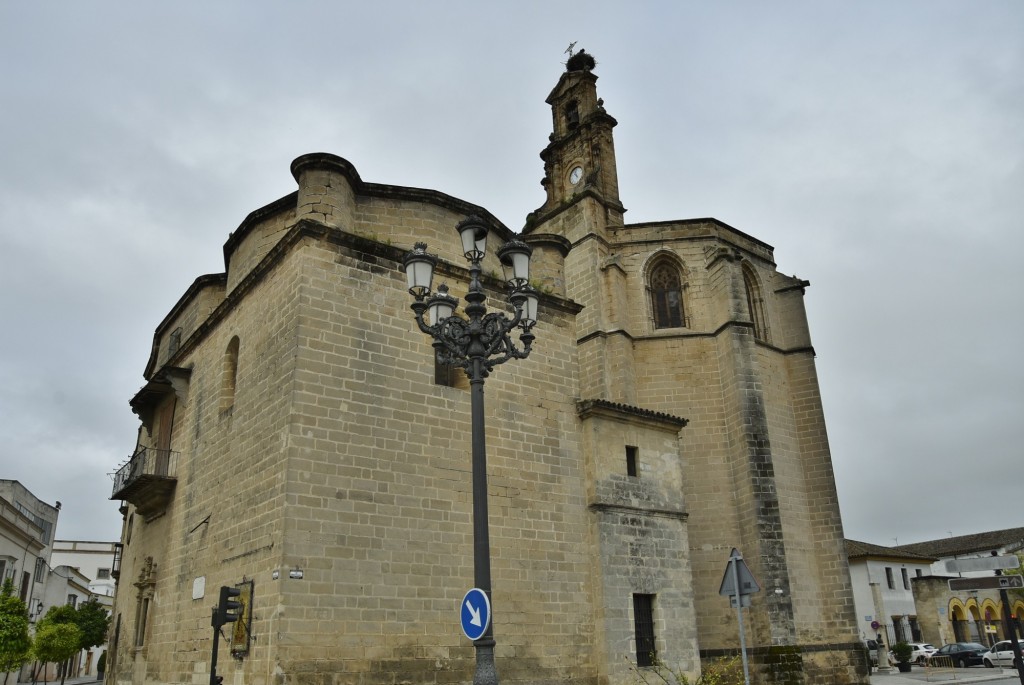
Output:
top-left (72, 600), bottom-right (110, 651)
top-left (0, 579), bottom-right (31, 685)
top-left (32, 624), bottom-right (80, 685)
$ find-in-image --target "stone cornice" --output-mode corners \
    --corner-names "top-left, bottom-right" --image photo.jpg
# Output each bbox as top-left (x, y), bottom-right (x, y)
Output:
top-left (588, 501), bottom-right (688, 521)
top-left (580, 322), bottom-right (815, 357)
top-left (222, 152), bottom-right (514, 273)
top-left (522, 233), bottom-right (571, 257)
top-left (525, 189), bottom-right (627, 235)
top-left (148, 219), bottom-right (579, 379)
top-left (576, 398), bottom-right (688, 431)
top-left (624, 217), bottom-right (775, 253)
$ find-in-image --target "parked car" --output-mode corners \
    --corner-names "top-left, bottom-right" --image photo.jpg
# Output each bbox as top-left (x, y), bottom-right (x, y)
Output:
top-left (930, 642), bottom-right (987, 668)
top-left (983, 640), bottom-right (1024, 668)
top-left (906, 643), bottom-right (937, 664)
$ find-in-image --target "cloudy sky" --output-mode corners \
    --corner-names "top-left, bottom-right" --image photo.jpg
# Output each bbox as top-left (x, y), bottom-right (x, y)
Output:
top-left (1, 2), bottom-right (1021, 549)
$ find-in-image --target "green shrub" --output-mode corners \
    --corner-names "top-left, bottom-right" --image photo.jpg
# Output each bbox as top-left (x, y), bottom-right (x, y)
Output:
top-left (892, 642), bottom-right (913, 664)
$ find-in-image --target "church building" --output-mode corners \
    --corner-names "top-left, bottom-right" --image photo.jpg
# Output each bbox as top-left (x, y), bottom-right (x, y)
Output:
top-left (107, 52), bottom-right (866, 685)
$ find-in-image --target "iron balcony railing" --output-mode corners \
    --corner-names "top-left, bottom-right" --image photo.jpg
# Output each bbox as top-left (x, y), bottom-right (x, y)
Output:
top-left (111, 447), bottom-right (178, 499)
top-left (111, 542), bottom-right (123, 580)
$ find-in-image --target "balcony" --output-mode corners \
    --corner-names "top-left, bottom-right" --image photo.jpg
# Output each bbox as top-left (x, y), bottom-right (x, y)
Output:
top-left (111, 542), bottom-right (122, 580)
top-left (110, 447), bottom-right (178, 517)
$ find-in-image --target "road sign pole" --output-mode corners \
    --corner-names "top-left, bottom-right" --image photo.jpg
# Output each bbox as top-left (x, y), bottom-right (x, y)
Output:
top-left (731, 555), bottom-right (751, 685)
top-left (998, 577), bottom-right (1024, 685)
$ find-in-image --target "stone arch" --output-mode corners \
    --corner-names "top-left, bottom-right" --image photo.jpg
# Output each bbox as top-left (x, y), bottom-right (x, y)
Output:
top-left (644, 251), bottom-right (689, 330)
top-left (742, 262), bottom-right (769, 343)
top-left (949, 600), bottom-right (969, 642)
top-left (220, 335), bottom-right (240, 413)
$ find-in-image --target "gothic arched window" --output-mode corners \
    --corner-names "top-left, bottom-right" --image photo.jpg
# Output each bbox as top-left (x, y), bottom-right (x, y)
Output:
top-left (743, 266), bottom-right (768, 342)
top-left (221, 336), bottom-right (240, 412)
top-left (649, 260), bottom-right (686, 329)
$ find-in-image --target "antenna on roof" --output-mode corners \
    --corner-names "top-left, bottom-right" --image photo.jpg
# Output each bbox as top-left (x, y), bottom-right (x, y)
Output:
top-left (565, 42), bottom-right (577, 57)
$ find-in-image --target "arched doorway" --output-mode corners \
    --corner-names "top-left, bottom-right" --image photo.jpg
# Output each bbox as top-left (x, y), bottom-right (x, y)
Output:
top-left (950, 603), bottom-right (969, 642)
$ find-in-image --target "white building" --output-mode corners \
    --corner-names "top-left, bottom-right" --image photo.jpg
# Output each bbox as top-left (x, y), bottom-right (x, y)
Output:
top-left (0, 480), bottom-right (60, 617)
top-left (0, 485), bottom-right (115, 683)
top-left (846, 539), bottom-right (936, 646)
top-left (847, 529), bottom-right (1024, 651)
top-left (51, 540), bottom-right (118, 598)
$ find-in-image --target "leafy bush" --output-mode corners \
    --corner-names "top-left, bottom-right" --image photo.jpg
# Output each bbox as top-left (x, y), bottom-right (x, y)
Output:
top-left (892, 642), bottom-right (913, 664)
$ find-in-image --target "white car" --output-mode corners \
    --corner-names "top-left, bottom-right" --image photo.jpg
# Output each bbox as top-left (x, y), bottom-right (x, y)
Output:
top-left (982, 640), bottom-right (1024, 668)
top-left (907, 643), bottom-right (937, 664)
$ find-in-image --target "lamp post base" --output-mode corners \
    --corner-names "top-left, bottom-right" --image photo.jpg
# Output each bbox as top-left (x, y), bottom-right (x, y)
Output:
top-left (473, 639), bottom-right (498, 685)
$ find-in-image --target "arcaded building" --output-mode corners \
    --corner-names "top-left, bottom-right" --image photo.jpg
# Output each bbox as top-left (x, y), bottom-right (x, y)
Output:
top-left (107, 53), bottom-right (865, 685)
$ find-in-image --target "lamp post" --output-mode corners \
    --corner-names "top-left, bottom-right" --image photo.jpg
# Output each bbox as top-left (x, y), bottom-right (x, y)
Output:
top-left (403, 216), bottom-right (538, 685)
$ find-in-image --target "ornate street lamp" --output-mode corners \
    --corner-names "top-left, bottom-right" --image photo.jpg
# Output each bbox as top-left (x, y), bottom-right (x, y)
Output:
top-left (403, 216), bottom-right (538, 685)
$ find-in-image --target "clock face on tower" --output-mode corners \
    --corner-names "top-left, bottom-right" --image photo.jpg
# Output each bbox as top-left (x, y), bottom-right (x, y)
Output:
top-left (569, 165), bottom-right (584, 185)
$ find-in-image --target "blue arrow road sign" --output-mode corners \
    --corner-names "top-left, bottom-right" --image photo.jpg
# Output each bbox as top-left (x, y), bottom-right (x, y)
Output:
top-left (460, 588), bottom-right (491, 641)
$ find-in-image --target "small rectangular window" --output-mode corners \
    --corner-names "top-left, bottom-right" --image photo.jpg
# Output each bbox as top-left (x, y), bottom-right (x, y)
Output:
top-left (633, 594), bottom-right (656, 667)
top-left (915, 569), bottom-right (923, 578)
top-left (901, 568), bottom-right (910, 590)
top-left (96, 568), bottom-right (111, 580)
top-left (67, 594), bottom-right (78, 608)
top-left (626, 446), bottom-right (638, 477)
top-left (885, 567), bottom-right (895, 590)
top-left (34, 557), bottom-right (45, 582)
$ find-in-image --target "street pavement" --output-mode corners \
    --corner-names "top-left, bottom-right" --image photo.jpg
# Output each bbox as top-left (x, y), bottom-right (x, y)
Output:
top-left (872, 665), bottom-right (1022, 685)
top-left (51, 668), bottom-right (1024, 685)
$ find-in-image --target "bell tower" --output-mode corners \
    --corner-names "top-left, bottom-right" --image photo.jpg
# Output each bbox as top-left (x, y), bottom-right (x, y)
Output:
top-left (526, 51), bottom-right (636, 403)
top-left (531, 49), bottom-right (625, 231)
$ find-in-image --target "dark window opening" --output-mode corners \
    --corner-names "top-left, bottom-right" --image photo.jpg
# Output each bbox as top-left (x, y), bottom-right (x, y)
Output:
top-left (565, 101), bottom-right (579, 128)
top-left (892, 616), bottom-right (906, 643)
top-left (885, 567), bottom-right (895, 590)
top-left (434, 358), bottom-right (464, 388)
top-left (909, 616), bottom-right (921, 642)
top-left (901, 568), bottom-right (910, 590)
top-left (167, 327), bottom-right (182, 358)
top-left (650, 262), bottom-right (686, 329)
top-left (626, 446), bottom-right (638, 477)
top-left (633, 594), bottom-right (656, 667)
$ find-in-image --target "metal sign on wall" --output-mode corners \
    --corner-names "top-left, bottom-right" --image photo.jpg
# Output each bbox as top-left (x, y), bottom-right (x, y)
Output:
top-left (948, 575), bottom-right (1024, 592)
top-left (230, 580), bottom-right (255, 657)
top-left (945, 556), bottom-right (1020, 574)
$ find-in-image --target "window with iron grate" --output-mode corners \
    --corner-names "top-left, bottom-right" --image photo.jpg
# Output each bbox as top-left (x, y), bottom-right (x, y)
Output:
top-left (633, 593), bottom-right (656, 667)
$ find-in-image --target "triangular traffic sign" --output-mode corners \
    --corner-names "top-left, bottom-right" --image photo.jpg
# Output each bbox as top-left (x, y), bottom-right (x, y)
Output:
top-left (719, 548), bottom-right (761, 597)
